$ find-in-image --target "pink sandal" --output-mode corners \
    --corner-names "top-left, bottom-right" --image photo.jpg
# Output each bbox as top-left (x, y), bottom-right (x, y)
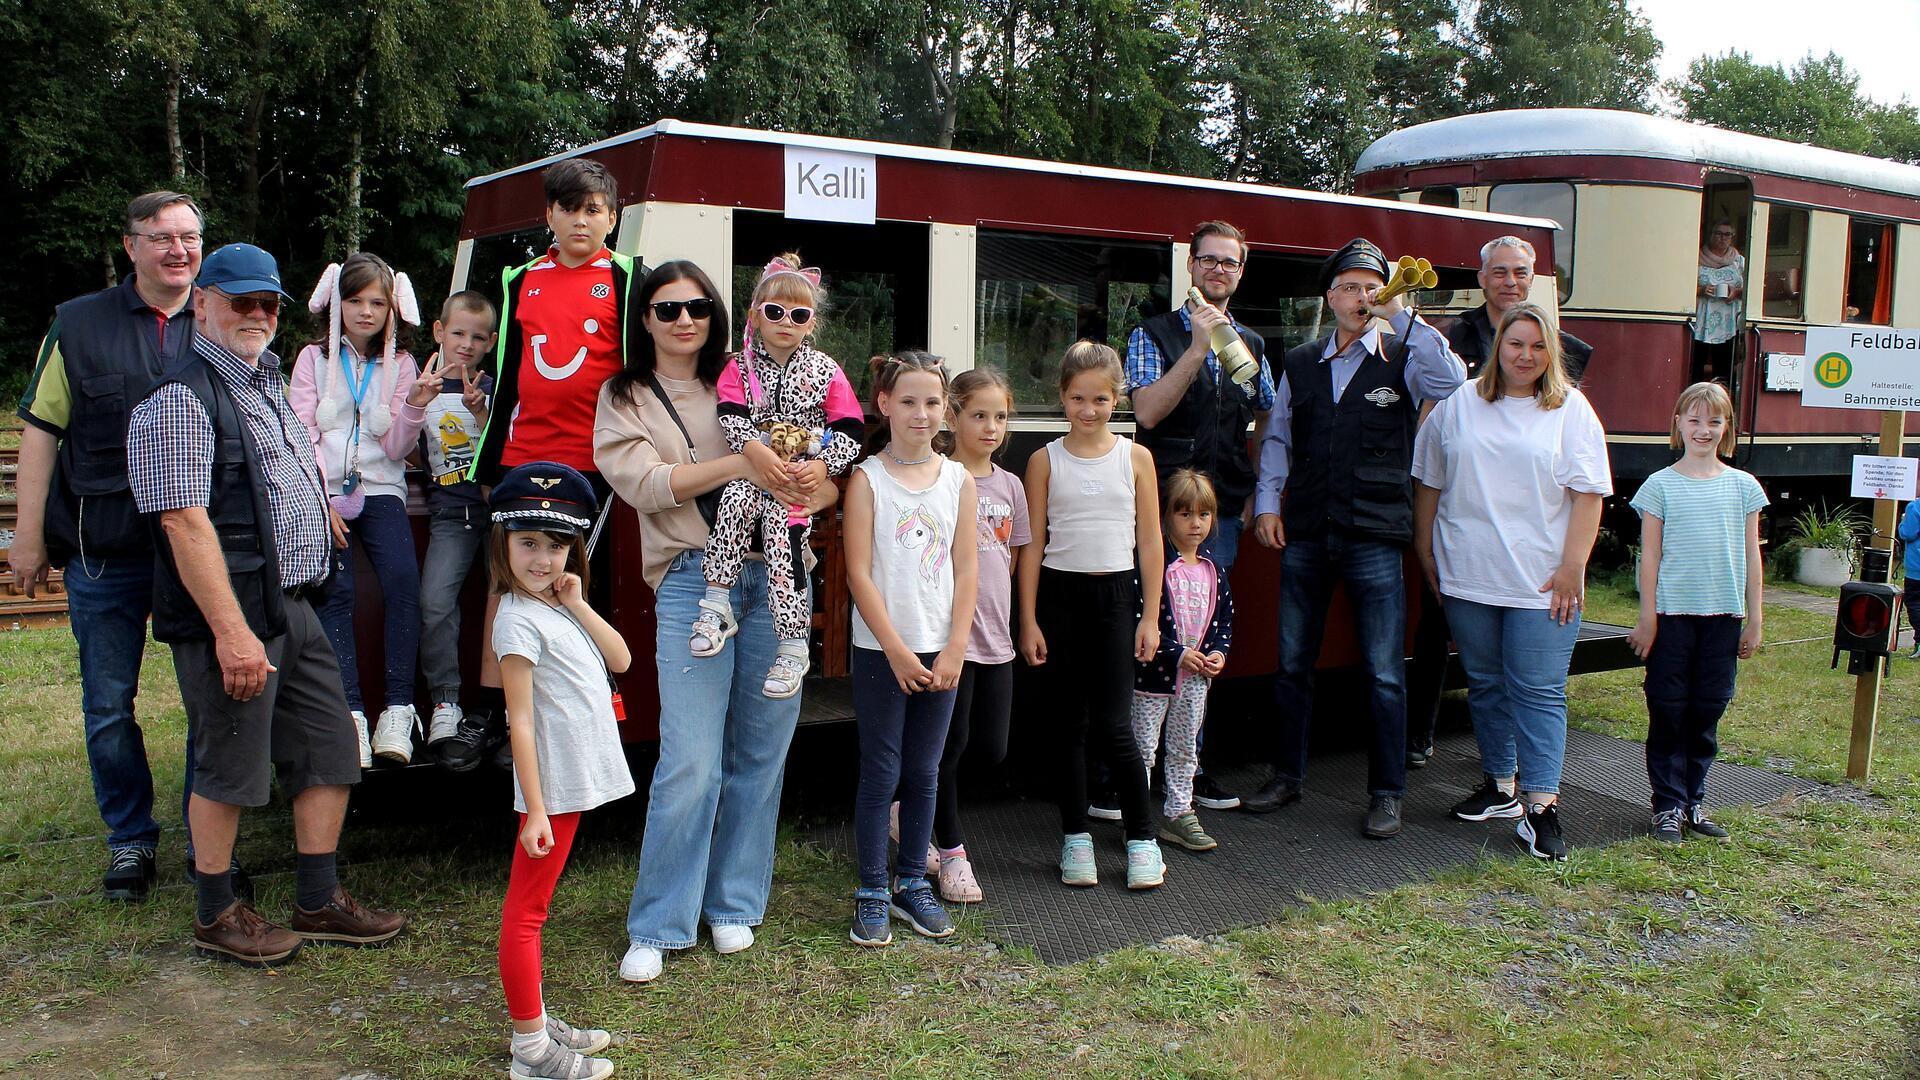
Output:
top-left (938, 852), bottom-right (983, 903)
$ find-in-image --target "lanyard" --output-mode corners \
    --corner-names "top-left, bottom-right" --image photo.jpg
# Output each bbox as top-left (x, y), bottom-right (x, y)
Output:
top-left (338, 347), bottom-right (377, 412)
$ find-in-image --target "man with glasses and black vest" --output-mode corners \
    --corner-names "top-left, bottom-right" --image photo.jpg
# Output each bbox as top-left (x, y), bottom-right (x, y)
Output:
top-left (1246, 238), bottom-right (1467, 837)
top-left (1125, 220), bottom-right (1276, 811)
top-left (12, 191), bottom-right (244, 902)
top-left (128, 244), bottom-right (406, 967)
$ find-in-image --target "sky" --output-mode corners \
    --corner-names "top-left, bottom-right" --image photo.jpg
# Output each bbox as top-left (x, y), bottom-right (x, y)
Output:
top-left (1634, 0), bottom-right (1920, 106)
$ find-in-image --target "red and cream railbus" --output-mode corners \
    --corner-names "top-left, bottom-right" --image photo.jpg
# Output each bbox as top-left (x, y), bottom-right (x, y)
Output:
top-left (448, 120), bottom-right (1602, 737)
top-left (1354, 107), bottom-right (1920, 490)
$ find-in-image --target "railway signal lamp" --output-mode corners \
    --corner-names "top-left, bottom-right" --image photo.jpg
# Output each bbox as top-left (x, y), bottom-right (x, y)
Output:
top-left (1833, 580), bottom-right (1900, 675)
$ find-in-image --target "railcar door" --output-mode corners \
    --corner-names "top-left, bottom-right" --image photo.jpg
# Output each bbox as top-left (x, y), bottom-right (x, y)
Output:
top-left (1693, 173), bottom-right (1754, 400)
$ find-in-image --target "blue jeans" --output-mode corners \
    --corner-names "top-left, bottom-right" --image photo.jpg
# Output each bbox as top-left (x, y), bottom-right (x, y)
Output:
top-left (64, 554), bottom-right (182, 851)
top-left (417, 506), bottom-right (486, 705)
top-left (1270, 533), bottom-right (1408, 797)
top-left (627, 551), bottom-right (803, 950)
top-left (318, 493), bottom-right (419, 712)
top-left (1444, 597), bottom-right (1579, 795)
top-left (1198, 512), bottom-right (1244, 574)
top-left (852, 647), bottom-right (957, 890)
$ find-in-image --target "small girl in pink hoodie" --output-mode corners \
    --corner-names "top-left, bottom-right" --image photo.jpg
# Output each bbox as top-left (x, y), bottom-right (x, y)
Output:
top-left (289, 252), bottom-right (437, 769)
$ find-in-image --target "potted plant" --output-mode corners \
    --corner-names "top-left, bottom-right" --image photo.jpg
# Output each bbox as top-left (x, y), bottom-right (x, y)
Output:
top-left (1778, 503), bottom-right (1864, 586)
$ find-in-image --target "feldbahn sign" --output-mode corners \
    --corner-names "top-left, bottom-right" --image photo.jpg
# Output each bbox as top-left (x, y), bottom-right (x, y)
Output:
top-left (1801, 326), bottom-right (1920, 411)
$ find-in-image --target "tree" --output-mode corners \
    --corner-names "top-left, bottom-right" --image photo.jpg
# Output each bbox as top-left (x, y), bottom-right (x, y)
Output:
top-left (1672, 51), bottom-right (1920, 165)
top-left (1462, 0), bottom-right (1660, 112)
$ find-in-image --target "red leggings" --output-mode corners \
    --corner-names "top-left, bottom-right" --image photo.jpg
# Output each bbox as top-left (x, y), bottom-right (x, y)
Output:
top-left (499, 811), bottom-right (581, 1022)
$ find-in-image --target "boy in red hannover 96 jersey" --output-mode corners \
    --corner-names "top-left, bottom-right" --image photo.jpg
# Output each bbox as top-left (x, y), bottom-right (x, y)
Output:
top-left (469, 157), bottom-right (636, 495)
top-left (467, 159), bottom-right (636, 768)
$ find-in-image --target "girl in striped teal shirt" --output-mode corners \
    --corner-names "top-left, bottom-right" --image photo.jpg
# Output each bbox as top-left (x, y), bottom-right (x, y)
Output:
top-left (1627, 381), bottom-right (1767, 844)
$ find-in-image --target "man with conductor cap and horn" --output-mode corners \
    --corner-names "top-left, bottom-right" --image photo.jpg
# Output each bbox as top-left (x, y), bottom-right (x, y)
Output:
top-left (1245, 238), bottom-right (1467, 836)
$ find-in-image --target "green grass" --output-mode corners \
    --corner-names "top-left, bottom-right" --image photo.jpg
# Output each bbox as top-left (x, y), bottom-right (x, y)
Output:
top-left (3, 582), bottom-right (1920, 1077)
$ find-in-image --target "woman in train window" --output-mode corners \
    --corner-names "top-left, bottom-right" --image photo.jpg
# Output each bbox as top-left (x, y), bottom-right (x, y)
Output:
top-left (593, 261), bottom-right (839, 985)
top-left (1692, 220), bottom-right (1746, 383)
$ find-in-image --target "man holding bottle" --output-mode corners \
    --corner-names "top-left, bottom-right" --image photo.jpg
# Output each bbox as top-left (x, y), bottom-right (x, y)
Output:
top-left (1124, 220), bottom-right (1276, 811)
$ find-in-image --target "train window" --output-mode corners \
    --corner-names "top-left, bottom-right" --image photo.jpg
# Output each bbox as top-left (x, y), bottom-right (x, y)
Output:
top-left (732, 212), bottom-right (931, 400)
top-left (1845, 218), bottom-right (1897, 325)
top-left (464, 226), bottom-right (554, 307)
top-left (1488, 182), bottom-right (1575, 305)
top-left (1419, 188), bottom-right (1459, 208)
top-left (1763, 208), bottom-right (1808, 320)
top-left (1231, 252), bottom-right (1343, 357)
top-left (974, 230), bottom-right (1170, 411)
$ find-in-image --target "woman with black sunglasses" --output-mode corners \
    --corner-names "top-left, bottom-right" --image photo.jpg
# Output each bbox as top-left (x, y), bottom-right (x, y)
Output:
top-left (593, 259), bottom-right (841, 986)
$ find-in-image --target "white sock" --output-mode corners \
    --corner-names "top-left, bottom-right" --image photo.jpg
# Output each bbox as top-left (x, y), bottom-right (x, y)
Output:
top-left (512, 1019), bottom-right (554, 1060)
top-left (776, 638), bottom-right (807, 658)
top-left (703, 585), bottom-right (732, 612)
top-left (1494, 776), bottom-right (1517, 796)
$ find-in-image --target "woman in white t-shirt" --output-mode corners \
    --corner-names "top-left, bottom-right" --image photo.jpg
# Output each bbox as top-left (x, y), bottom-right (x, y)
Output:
top-left (1412, 302), bottom-right (1611, 863)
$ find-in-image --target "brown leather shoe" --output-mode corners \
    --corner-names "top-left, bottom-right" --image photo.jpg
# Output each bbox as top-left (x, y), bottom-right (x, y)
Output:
top-left (194, 901), bottom-right (303, 968)
top-left (290, 887), bottom-right (407, 946)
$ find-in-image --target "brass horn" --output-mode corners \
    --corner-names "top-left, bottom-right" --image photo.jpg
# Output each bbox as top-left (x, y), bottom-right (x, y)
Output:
top-left (1371, 256), bottom-right (1438, 305)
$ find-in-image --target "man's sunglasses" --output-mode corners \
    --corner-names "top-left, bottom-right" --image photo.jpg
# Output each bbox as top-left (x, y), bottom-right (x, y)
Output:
top-left (759, 302), bottom-right (814, 326)
top-left (649, 297), bottom-right (715, 321)
top-left (212, 291), bottom-right (282, 317)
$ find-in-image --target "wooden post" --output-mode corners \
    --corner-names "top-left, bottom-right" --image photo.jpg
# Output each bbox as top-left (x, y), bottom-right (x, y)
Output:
top-left (1848, 409), bottom-right (1906, 780)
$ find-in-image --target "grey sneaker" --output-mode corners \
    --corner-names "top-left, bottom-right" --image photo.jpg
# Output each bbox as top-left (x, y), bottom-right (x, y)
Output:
top-left (510, 1037), bottom-right (613, 1080)
top-left (1651, 807), bottom-right (1685, 844)
top-left (1125, 839), bottom-right (1166, 890)
top-left (1159, 812), bottom-right (1218, 852)
top-left (889, 879), bottom-right (954, 938)
top-left (545, 1015), bottom-right (612, 1056)
top-left (1685, 804), bottom-right (1731, 840)
top-left (850, 889), bottom-right (892, 947)
top-left (1059, 833), bottom-right (1097, 887)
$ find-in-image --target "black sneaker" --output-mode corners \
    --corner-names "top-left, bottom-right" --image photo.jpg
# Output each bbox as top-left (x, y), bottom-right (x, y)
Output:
top-left (184, 855), bottom-right (257, 905)
top-left (1192, 773), bottom-right (1241, 810)
top-left (1517, 801), bottom-right (1568, 862)
top-left (1407, 742), bottom-right (1436, 769)
top-left (1684, 804), bottom-right (1730, 840)
top-left (436, 711), bottom-right (489, 773)
top-left (1651, 807), bottom-right (1684, 844)
top-left (1240, 774), bottom-right (1302, 814)
top-left (1451, 777), bottom-right (1525, 822)
top-left (103, 848), bottom-right (156, 902)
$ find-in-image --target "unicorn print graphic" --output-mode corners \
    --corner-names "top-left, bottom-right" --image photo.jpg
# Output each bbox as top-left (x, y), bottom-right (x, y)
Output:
top-left (896, 504), bottom-right (950, 581)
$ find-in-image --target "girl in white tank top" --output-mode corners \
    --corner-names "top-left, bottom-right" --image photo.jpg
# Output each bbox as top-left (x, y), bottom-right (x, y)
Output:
top-left (1016, 342), bottom-right (1167, 892)
top-left (843, 353), bottom-right (979, 946)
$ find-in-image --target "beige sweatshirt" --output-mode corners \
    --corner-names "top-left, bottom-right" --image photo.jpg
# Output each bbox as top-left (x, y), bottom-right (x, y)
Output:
top-left (593, 374), bottom-right (730, 591)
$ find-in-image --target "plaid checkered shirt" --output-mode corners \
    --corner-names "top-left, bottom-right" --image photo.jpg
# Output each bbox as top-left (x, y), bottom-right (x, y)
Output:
top-left (129, 334), bottom-right (331, 590)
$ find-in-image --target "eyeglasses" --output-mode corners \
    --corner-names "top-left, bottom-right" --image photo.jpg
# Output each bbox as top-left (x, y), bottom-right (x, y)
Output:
top-left (1192, 254), bottom-right (1244, 273)
top-left (650, 297), bottom-right (715, 321)
top-left (759, 302), bottom-right (814, 326)
top-left (1328, 282), bottom-right (1370, 298)
top-left (210, 290), bottom-right (282, 317)
top-left (134, 231), bottom-right (203, 250)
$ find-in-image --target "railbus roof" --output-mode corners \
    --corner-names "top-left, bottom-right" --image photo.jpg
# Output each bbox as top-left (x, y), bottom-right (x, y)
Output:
top-left (1356, 108), bottom-right (1920, 204)
top-left (458, 119), bottom-right (1561, 272)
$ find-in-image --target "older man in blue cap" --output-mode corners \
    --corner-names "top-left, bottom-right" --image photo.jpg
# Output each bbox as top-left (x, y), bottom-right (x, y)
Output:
top-left (127, 243), bottom-right (406, 967)
top-left (1245, 238), bottom-right (1468, 836)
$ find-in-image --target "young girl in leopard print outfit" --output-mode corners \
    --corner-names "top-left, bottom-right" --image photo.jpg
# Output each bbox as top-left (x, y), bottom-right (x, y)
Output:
top-left (690, 255), bottom-right (864, 699)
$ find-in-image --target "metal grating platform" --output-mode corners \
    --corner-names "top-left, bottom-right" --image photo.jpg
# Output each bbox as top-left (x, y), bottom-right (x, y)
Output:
top-left (808, 729), bottom-right (1819, 964)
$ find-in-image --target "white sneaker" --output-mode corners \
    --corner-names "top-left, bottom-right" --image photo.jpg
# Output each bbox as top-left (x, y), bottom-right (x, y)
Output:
top-left (710, 925), bottom-right (754, 955)
top-left (427, 702), bottom-right (463, 746)
top-left (351, 710), bottom-right (371, 769)
top-left (372, 705), bottom-right (417, 764)
top-left (619, 942), bottom-right (664, 983)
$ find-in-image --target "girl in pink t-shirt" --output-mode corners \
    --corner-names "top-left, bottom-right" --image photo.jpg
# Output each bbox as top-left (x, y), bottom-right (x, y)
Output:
top-left (1131, 469), bottom-right (1234, 853)
top-left (898, 369), bottom-right (1029, 903)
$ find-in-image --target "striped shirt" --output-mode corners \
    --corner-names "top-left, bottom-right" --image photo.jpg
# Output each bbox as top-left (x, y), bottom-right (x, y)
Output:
top-left (128, 335), bottom-right (332, 590)
top-left (1630, 465), bottom-right (1769, 617)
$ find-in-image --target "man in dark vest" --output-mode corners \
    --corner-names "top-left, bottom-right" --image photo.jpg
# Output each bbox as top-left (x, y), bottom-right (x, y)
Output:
top-left (12, 191), bottom-right (220, 902)
top-left (1403, 235), bottom-right (1595, 768)
top-left (127, 244), bottom-right (405, 967)
top-left (1244, 238), bottom-right (1468, 837)
top-left (1125, 220), bottom-right (1276, 811)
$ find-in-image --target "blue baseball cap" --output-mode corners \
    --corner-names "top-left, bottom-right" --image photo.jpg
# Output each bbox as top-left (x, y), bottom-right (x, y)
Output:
top-left (196, 243), bottom-right (293, 298)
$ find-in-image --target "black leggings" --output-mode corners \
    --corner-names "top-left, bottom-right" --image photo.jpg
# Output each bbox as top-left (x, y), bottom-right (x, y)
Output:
top-left (1038, 567), bottom-right (1153, 841)
top-left (933, 659), bottom-right (1014, 850)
